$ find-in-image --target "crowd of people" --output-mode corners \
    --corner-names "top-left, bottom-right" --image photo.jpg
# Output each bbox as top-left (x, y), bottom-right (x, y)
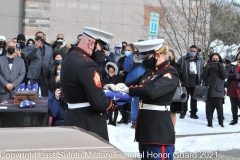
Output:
top-left (0, 31), bottom-right (239, 129)
top-left (0, 27), bottom-right (240, 160)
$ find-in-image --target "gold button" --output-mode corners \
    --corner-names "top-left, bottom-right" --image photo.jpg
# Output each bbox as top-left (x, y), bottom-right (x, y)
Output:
top-left (156, 67), bottom-right (158, 70)
top-left (100, 113), bottom-right (102, 116)
top-left (148, 76), bottom-right (150, 79)
top-left (135, 85), bottom-right (138, 87)
top-left (143, 80), bottom-right (145, 83)
top-left (140, 85), bottom-right (142, 87)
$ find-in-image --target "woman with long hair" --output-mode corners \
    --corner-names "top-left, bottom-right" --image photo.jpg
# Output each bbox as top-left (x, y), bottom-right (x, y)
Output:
top-left (226, 52), bottom-right (240, 125)
top-left (202, 53), bottom-right (228, 127)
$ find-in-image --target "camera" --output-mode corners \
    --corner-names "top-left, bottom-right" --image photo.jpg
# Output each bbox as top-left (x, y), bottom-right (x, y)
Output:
top-left (15, 43), bottom-right (21, 50)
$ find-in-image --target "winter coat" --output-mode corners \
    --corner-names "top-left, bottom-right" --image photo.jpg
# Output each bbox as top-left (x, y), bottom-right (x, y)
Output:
top-left (202, 62), bottom-right (228, 98)
top-left (123, 54), bottom-right (146, 83)
top-left (48, 95), bottom-right (67, 126)
top-left (102, 62), bottom-right (123, 85)
top-left (44, 63), bottom-right (59, 91)
top-left (52, 44), bottom-right (69, 60)
top-left (177, 54), bottom-right (205, 87)
top-left (169, 59), bottom-right (182, 81)
top-left (225, 62), bottom-right (239, 88)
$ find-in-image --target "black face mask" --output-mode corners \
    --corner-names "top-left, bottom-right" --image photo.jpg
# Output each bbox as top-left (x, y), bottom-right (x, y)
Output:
top-left (92, 50), bottom-right (104, 62)
top-left (198, 48), bottom-right (202, 52)
top-left (0, 41), bottom-right (6, 48)
top-left (142, 57), bottom-right (157, 69)
top-left (19, 42), bottom-right (25, 49)
top-left (7, 47), bottom-right (15, 54)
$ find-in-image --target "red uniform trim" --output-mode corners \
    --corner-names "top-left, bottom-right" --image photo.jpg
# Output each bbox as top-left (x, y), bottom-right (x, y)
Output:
top-left (162, 145), bottom-right (166, 160)
top-left (142, 64), bottom-right (171, 85)
top-left (72, 50), bottom-right (93, 62)
top-left (106, 100), bottom-right (113, 110)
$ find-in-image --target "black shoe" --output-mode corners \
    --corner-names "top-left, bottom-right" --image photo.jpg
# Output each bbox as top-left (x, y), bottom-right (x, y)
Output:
top-left (229, 115), bottom-right (238, 125)
top-left (229, 120), bottom-right (238, 125)
top-left (179, 114), bottom-right (185, 119)
top-left (190, 114), bottom-right (199, 119)
top-left (207, 117), bottom-right (213, 127)
top-left (218, 118), bottom-right (224, 127)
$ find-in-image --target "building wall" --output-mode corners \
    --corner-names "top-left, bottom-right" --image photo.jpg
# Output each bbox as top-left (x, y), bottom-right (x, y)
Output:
top-left (0, 0), bottom-right (24, 41)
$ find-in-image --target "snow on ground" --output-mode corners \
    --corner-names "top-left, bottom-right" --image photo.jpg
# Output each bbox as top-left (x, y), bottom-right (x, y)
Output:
top-left (108, 97), bottom-right (240, 154)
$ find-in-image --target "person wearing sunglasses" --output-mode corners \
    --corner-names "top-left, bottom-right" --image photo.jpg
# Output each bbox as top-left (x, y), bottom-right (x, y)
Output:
top-left (52, 34), bottom-right (69, 60)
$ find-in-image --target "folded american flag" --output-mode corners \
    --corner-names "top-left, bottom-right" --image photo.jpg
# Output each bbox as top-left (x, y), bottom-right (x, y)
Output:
top-left (19, 100), bottom-right (36, 109)
top-left (104, 89), bottom-right (133, 106)
top-left (13, 83), bottom-right (39, 97)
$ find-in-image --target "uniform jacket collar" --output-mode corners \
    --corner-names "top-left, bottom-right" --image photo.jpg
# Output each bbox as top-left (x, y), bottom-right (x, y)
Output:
top-left (155, 60), bottom-right (169, 71)
top-left (73, 46), bottom-right (90, 57)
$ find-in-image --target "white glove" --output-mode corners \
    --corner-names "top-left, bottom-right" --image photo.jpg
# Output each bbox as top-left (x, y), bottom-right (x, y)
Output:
top-left (116, 83), bottom-right (127, 89)
top-left (119, 87), bottom-right (129, 93)
top-left (103, 84), bottom-right (117, 91)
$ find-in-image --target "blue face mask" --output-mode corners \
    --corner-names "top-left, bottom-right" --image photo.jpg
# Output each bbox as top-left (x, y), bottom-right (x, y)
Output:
top-left (115, 49), bottom-right (121, 55)
top-left (124, 51), bottom-right (131, 56)
top-left (54, 59), bottom-right (62, 64)
top-left (188, 52), bottom-right (196, 58)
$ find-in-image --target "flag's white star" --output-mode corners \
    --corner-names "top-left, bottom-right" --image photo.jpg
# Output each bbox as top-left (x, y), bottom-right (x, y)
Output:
top-left (112, 96), bottom-right (120, 101)
top-left (103, 90), bottom-right (111, 94)
top-left (121, 92), bottom-right (127, 96)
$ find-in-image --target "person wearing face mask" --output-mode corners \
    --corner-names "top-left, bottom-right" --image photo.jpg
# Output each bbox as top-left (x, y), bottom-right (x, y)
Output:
top-left (202, 53), bottom-right (228, 127)
top-left (117, 39), bottom-right (178, 159)
top-left (44, 51), bottom-right (63, 97)
top-left (0, 41), bottom-right (26, 103)
top-left (60, 27), bottom-right (118, 141)
top-left (225, 52), bottom-right (240, 125)
top-left (102, 62), bottom-right (123, 126)
top-left (52, 33), bottom-right (69, 60)
top-left (177, 45), bottom-right (205, 119)
top-left (0, 36), bottom-right (7, 56)
top-left (123, 44), bottom-right (146, 128)
top-left (114, 42), bottom-right (123, 62)
top-left (26, 38), bottom-right (35, 46)
top-left (26, 31), bottom-right (54, 97)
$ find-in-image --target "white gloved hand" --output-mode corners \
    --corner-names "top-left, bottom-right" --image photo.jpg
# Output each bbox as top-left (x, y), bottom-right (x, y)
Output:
top-left (103, 84), bottom-right (117, 91)
top-left (116, 83), bottom-right (127, 89)
top-left (119, 87), bottom-right (129, 93)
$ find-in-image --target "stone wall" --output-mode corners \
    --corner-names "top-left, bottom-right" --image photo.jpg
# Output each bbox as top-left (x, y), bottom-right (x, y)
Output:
top-left (0, 0), bottom-right (24, 41)
top-left (23, 0), bottom-right (50, 41)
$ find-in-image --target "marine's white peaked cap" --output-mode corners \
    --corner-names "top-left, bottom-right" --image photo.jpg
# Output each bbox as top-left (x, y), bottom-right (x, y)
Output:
top-left (83, 27), bottom-right (114, 44)
top-left (133, 39), bottom-right (165, 52)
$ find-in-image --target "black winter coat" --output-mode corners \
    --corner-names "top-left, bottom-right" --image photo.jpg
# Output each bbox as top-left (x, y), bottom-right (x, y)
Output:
top-left (44, 63), bottom-right (59, 91)
top-left (177, 54), bottom-right (205, 87)
top-left (225, 62), bottom-right (239, 88)
top-left (202, 62), bottom-right (228, 97)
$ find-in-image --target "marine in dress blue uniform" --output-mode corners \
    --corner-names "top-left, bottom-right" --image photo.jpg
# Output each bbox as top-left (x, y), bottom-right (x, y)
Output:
top-left (118, 39), bottom-right (178, 160)
top-left (60, 27), bottom-right (117, 141)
